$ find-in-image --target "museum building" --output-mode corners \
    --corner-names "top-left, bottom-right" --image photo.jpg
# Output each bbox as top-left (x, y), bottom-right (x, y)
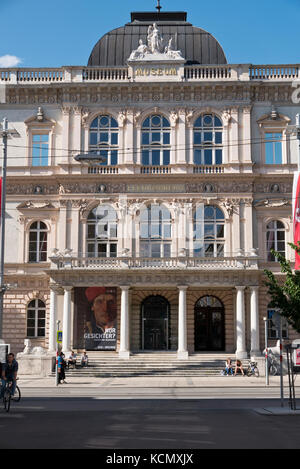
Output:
top-left (0, 8), bottom-right (300, 362)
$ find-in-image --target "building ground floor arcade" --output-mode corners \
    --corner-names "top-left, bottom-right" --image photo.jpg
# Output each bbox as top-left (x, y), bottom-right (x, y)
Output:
top-left (43, 268), bottom-right (299, 360)
top-left (3, 270), bottom-right (300, 360)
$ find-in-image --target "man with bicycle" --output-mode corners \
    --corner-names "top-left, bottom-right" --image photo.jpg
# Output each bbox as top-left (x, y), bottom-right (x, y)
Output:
top-left (1, 353), bottom-right (18, 398)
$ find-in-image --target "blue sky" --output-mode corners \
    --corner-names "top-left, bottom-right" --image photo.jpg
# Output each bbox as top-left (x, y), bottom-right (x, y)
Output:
top-left (0, 0), bottom-right (299, 67)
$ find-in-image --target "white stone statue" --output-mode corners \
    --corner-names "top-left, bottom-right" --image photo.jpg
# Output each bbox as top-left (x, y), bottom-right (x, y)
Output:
top-left (129, 39), bottom-right (149, 60)
top-left (21, 339), bottom-right (32, 355)
top-left (148, 23), bottom-right (163, 54)
top-left (165, 37), bottom-right (183, 59)
top-left (31, 346), bottom-right (47, 356)
top-left (128, 23), bottom-right (184, 62)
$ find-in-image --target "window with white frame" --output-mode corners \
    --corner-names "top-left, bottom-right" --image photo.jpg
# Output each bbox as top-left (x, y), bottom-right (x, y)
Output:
top-left (27, 299), bottom-right (46, 338)
top-left (140, 204), bottom-right (172, 258)
top-left (267, 308), bottom-right (288, 339)
top-left (193, 114), bottom-right (223, 165)
top-left (32, 134), bottom-right (49, 166)
top-left (265, 132), bottom-right (283, 164)
top-left (89, 115), bottom-right (118, 165)
top-left (266, 220), bottom-right (285, 261)
top-left (87, 205), bottom-right (117, 257)
top-left (193, 205), bottom-right (225, 257)
top-left (28, 221), bottom-right (48, 262)
top-left (141, 115), bottom-right (170, 166)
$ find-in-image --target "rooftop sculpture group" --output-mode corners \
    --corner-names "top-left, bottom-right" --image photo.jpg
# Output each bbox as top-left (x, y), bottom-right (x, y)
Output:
top-left (128, 23), bottom-right (184, 61)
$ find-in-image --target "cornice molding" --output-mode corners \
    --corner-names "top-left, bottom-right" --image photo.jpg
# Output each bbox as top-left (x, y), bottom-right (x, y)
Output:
top-left (6, 83), bottom-right (296, 106)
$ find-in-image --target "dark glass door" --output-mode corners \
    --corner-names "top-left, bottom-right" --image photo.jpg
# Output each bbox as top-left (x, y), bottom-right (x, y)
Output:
top-left (142, 296), bottom-right (169, 350)
top-left (194, 296), bottom-right (225, 351)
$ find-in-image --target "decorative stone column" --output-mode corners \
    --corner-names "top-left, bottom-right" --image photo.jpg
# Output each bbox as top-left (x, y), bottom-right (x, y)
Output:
top-left (235, 286), bottom-right (247, 359)
top-left (249, 286), bottom-right (260, 357)
top-left (119, 286), bottom-right (130, 359)
top-left (177, 286), bottom-right (188, 359)
top-left (48, 285), bottom-right (58, 353)
top-left (62, 286), bottom-right (73, 353)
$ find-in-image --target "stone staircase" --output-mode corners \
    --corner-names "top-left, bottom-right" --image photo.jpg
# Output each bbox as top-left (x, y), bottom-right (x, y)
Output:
top-left (58, 352), bottom-right (251, 378)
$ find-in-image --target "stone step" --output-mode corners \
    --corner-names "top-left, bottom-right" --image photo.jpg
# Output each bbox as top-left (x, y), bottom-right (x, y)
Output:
top-left (54, 354), bottom-right (251, 378)
top-left (60, 371), bottom-right (225, 377)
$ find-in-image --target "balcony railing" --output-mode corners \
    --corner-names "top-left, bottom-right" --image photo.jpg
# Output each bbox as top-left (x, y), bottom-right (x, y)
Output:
top-left (249, 65), bottom-right (300, 81)
top-left (49, 254), bottom-right (259, 270)
top-left (193, 165), bottom-right (225, 174)
top-left (1, 64), bottom-right (299, 85)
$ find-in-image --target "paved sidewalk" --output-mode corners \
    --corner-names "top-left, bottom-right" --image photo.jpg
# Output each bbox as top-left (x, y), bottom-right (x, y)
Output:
top-left (16, 374), bottom-right (300, 415)
top-left (18, 373), bottom-right (300, 388)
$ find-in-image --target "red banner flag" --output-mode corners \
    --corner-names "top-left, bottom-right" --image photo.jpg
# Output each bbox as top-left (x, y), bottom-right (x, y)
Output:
top-left (293, 172), bottom-right (300, 269)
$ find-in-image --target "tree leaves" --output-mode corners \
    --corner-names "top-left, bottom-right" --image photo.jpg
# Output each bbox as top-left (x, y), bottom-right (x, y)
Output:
top-left (264, 242), bottom-right (300, 333)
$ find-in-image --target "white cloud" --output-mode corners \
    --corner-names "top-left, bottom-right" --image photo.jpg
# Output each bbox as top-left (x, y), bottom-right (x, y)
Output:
top-left (0, 55), bottom-right (22, 67)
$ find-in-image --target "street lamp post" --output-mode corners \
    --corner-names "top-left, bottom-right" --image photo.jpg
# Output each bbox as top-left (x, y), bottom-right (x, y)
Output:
top-left (0, 118), bottom-right (19, 341)
top-left (263, 317), bottom-right (269, 386)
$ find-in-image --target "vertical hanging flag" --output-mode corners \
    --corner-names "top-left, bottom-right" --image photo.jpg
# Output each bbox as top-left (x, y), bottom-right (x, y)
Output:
top-left (293, 171), bottom-right (300, 269)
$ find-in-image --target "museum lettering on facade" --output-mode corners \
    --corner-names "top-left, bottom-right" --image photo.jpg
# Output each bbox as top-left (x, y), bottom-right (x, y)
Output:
top-left (0, 8), bottom-right (299, 369)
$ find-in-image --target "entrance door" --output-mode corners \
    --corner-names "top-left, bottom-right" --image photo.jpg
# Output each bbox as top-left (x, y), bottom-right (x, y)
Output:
top-left (141, 296), bottom-right (169, 350)
top-left (194, 296), bottom-right (225, 351)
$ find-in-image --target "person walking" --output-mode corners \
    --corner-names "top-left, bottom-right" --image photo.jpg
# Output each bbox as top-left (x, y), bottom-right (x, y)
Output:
top-left (57, 352), bottom-right (67, 384)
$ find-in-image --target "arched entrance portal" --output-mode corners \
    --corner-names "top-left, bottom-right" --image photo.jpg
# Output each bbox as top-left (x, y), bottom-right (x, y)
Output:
top-left (194, 296), bottom-right (225, 351)
top-left (141, 296), bottom-right (170, 350)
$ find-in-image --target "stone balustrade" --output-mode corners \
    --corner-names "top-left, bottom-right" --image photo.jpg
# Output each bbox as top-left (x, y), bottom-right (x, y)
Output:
top-left (50, 254), bottom-right (259, 270)
top-left (249, 65), bottom-right (300, 81)
top-left (1, 64), bottom-right (299, 84)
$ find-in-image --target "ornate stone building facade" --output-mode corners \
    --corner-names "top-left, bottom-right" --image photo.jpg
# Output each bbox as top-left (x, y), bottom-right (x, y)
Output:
top-left (0, 10), bottom-right (299, 361)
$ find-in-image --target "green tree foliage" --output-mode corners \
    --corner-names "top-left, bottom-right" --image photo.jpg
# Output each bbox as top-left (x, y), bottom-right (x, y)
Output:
top-left (264, 242), bottom-right (300, 333)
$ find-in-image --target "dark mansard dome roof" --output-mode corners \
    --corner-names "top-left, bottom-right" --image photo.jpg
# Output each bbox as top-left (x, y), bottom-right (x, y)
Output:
top-left (88, 11), bottom-right (227, 66)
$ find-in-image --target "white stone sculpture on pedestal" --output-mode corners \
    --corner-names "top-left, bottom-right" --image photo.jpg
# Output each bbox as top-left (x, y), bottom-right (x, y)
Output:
top-left (128, 23), bottom-right (184, 62)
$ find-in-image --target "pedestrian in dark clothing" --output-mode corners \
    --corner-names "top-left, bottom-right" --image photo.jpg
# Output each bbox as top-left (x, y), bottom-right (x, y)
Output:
top-left (57, 352), bottom-right (67, 384)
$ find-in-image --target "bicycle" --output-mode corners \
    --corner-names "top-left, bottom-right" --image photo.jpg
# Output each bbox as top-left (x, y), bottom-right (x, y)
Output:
top-left (246, 361), bottom-right (260, 377)
top-left (268, 352), bottom-right (279, 376)
top-left (2, 379), bottom-right (21, 413)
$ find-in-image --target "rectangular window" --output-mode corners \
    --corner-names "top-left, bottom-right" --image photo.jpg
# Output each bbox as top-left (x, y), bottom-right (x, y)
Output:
top-left (204, 149), bottom-right (212, 165)
top-left (152, 150), bottom-right (160, 166)
top-left (32, 134), bottom-right (49, 166)
top-left (265, 133), bottom-right (282, 164)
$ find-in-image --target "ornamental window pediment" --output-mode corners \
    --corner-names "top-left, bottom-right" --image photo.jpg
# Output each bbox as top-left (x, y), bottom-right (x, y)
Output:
top-left (17, 201), bottom-right (57, 212)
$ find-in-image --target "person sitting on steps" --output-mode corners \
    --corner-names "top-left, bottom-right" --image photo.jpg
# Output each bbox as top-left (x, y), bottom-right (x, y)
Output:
top-left (234, 359), bottom-right (245, 376)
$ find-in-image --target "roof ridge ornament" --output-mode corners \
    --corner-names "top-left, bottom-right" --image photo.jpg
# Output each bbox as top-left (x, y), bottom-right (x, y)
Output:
top-left (128, 23), bottom-right (185, 62)
top-left (156, 0), bottom-right (162, 12)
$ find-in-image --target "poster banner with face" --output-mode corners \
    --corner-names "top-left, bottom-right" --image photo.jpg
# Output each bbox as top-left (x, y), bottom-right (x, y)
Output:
top-left (75, 287), bottom-right (117, 350)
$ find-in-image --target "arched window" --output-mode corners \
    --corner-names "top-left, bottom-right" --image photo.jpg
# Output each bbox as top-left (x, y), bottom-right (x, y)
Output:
top-left (193, 205), bottom-right (225, 257)
top-left (141, 115), bottom-right (170, 166)
top-left (89, 115), bottom-right (118, 165)
top-left (29, 221), bottom-right (48, 262)
top-left (193, 114), bottom-right (223, 165)
top-left (87, 205), bottom-right (117, 257)
top-left (140, 204), bottom-right (171, 258)
top-left (266, 220), bottom-right (285, 261)
top-left (27, 299), bottom-right (46, 338)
